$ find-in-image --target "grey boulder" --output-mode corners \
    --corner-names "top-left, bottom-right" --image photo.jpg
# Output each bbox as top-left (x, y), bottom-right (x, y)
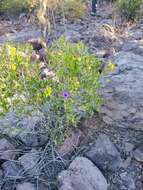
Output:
top-left (58, 157), bottom-right (107, 190)
top-left (2, 161), bottom-right (23, 178)
top-left (133, 145), bottom-right (143, 162)
top-left (0, 138), bottom-right (15, 160)
top-left (19, 149), bottom-right (40, 176)
top-left (85, 134), bottom-right (123, 172)
top-left (16, 182), bottom-right (35, 190)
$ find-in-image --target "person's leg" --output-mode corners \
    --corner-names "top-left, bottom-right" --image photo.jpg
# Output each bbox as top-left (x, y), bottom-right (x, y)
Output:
top-left (91, 0), bottom-right (97, 15)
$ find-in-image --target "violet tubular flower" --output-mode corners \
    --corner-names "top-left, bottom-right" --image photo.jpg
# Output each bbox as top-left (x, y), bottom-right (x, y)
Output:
top-left (61, 91), bottom-right (70, 100)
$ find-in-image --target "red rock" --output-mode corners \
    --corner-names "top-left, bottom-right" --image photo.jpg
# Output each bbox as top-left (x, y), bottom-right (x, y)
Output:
top-left (57, 130), bottom-right (83, 156)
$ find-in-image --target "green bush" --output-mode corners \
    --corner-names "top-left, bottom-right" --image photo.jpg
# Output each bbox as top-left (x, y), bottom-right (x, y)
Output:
top-left (46, 37), bottom-right (102, 141)
top-left (0, 43), bottom-right (37, 114)
top-left (0, 0), bottom-right (32, 15)
top-left (0, 38), bottom-right (102, 143)
top-left (62, 0), bottom-right (86, 20)
top-left (116, 0), bottom-right (143, 21)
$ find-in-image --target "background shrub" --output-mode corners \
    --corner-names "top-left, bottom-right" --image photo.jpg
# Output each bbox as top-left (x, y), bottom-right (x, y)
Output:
top-left (0, 43), bottom-right (37, 114)
top-left (62, 0), bottom-right (86, 20)
top-left (0, 0), bottom-right (86, 21)
top-left (0, 0), bottom-right (32, 16)
top-left (115, 0), bottom-right (143, 21)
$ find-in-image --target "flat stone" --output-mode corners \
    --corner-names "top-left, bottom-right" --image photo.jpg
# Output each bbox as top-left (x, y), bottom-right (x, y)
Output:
top-left (133, 145), bottom-right (143, 162)
top-left (0, 110), bottom-right (48, 147)
top-left (16, 182), bottom-right (35, 190)
top-left (101, 52), bottom-right (143, 131)
top-left (121, 41), bottom-right (143, 56)
top-left (125, 142), bottom-right (135, 153)
top-left (65, 30), bottom-right (81, 43)
top-left (85, 134), bottom-right (123, 172)
top-left (16, 110), bottom-right (49, 147)
top-left (121, 41), bottom-right (139, 52)
top-left (0, 112), bottom-right (18, 136)
top-left (17, 131), bottom-right (49, 147)
top-left (131, 30), bottom-right (143, 40)
top-left (58, 157), bottom-right (108, 190)
top-left (2, 161), bottom-right (23, 178)
top-left (19, 150), bottom-right (40, 176)
top-left (0, 138), bottom-right (15, 160)
top-left (0, 29), bottom-right (42, 43)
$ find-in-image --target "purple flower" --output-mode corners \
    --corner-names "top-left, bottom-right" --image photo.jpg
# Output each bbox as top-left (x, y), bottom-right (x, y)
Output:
top-left (61, 91), bottom-right (70, 100)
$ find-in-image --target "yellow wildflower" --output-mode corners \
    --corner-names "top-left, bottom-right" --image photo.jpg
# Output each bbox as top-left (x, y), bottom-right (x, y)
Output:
top-left (10, 47), bottom-right (16, 56)
top-left (77, 57), bottom-right (82, 62)
top-left (57, 52), bottom-right (62, 56)
top-left (11, 63), bottom-right (16, 71)
top-left (73, 78), bottom-right (80, 88)
top-left (88, 65), bottom-right (91, 71)
top-left (44, 87), bottom-right (52, 97)
top-left (107, 62), bottom-right (115, 71)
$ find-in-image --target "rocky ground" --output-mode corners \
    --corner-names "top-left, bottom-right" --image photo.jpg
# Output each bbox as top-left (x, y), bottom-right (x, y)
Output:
top-left (0, 3), bottom-right (143, 190)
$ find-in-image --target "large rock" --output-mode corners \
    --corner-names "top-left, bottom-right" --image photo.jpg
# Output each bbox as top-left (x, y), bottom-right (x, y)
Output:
top-left (100, 52), bottom-right (143, 131)
top-left (58, 157), bottom-right (108, 190)
top-left (19, 150), bottom-right (40, 176)
top-left (2, 161), bottom-right (23, 178)
top-left (130, 29), bottom-right (143, 40)
top-left (0, 138), bottom-right (15, 160)
top-left (121, 41), bottom-right (143, 56)
top-left (0, 110), bottom-right (49, 147)
top-left (0, 112), bottom-right (18, 136)
top-left (16, 110), bottom-right (49, 147)
top-left (16, 182), bottom-right (49, 190)
top-left (57, 130), bottom-right (83, 156)
top-left (17, 131), bottom-right (49, 147)
top-left (132, 145), bottom-right (143, 162)
top-left (16, 182), bottom-right (35, 190)
top-left (85, 134), bottom-right (123, 172)
top-left (65, 31), bottom-right (81, 43)
top-left (0, 29), bottom-right (42, 43)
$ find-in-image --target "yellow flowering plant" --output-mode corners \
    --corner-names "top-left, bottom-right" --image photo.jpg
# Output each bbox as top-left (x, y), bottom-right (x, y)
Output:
top-left (0, 38), bottom-right (103, 144)
top-left (0, 43), bottom-right (52, 116)
top-left (44, 37), bottom-right (102, 142)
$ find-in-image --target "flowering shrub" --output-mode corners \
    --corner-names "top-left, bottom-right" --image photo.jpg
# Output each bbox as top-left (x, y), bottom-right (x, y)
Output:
top-left (0, 43), bottom-right (42, 115)
top-left (45, 37), bottom-right (102, 142)
top-left (0, 38), bottom-right (102, 143)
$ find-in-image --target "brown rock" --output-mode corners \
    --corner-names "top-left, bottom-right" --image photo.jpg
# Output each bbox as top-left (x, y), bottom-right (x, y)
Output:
top-left (0, 27), bottom-right (10, 36)
top-left (57, 130), bottom-right (83, 156)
